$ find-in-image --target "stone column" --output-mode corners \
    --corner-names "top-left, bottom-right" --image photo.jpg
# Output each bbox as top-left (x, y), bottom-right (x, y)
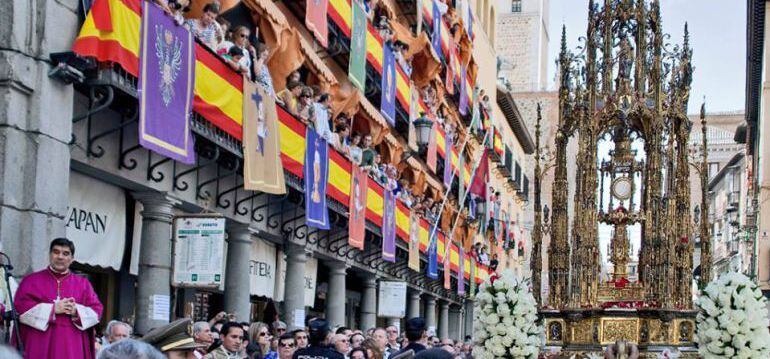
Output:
top-left (463, 299), bottom-right (475, 339)
top-left (360, 275), bottom-right (377, 330)
top-left (407, 290), bottom-right (422, 319)
top-left (284, 243), bottom-right (309, 330)
top-left (224, 223), bottom-right (253, 322)
top-left (326, 261), bottom-right (347, 329)
top-left (132, 192), bottom-right (178, 335)
top-left (424, 296), bottom-right (437, 333)
top-left (458, 306), bottom-right (465, 340)
top-left (0, 0), bottom-right (82, 275)
top-left (448, 306), bottom-right (461, 340)
top-left (438, 301), bottom-right (449, 340)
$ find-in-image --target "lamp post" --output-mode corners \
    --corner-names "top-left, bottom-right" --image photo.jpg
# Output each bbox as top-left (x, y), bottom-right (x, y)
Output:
top-left (413, 113), bottom-right (433, 154)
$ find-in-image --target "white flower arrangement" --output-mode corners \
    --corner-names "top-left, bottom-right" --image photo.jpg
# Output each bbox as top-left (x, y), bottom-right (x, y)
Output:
top-left (472, 269), bottom-right (542, 359)
top-left (695, 272), bottom-right (770, 359)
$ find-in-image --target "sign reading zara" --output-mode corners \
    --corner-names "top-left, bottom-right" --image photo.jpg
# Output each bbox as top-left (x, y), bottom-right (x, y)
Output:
top-left (66, 172), bottom-right (127, 270)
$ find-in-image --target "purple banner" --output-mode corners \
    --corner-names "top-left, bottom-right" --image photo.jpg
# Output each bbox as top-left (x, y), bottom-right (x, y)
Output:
top-left (382, 189), bottom-right (397, 262)
top-left (305, 128), bottom-right (330, 229)
top-left (138, 2), bottom-right (195, 164)
top-left (381, 43), bottom-right (397, 126)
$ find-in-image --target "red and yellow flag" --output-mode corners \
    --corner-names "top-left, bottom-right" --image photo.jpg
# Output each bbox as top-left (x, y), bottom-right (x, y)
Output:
top-left (73, 0), bottom-right (141, 76)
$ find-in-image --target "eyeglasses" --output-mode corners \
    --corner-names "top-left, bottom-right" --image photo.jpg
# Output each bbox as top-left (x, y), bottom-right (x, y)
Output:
top-left (276, 328), bottom-right (286, 332)
top-left (259, 332), bottom-right (269, 337)
top-left (239, 33), bottom-right (249, 38)
top-left (280, 342), bottom-right (296, 348)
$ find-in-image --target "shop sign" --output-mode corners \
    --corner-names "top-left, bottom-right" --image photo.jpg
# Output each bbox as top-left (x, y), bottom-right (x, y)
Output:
top-left (172, 216), bottom-right (226, 288)
top-left (249, 239), bottom-right (276, 298)
top-left (377, 281), bottom-right (407, 318)
top-left (275, 251), bottom-right (318, 307)
top-left (66, 172), bottom-right (126, 270)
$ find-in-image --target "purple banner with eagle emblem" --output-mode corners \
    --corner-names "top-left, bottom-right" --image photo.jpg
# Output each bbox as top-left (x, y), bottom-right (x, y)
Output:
top-left (138, 2), bottom-right (195, 164)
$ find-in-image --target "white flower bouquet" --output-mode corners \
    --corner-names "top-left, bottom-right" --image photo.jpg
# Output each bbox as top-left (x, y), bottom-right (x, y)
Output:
top-left (695, 272), bottom-right (770, 358)
top-left (472, 269), bottom-right (542, 359)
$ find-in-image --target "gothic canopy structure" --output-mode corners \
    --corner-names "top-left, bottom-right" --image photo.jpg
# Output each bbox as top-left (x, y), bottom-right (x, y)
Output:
top-left (531, 0), bottom-right (710, 354)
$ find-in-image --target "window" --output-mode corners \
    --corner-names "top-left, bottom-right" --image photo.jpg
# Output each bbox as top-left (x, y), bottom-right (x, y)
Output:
top-left (511, 0), bottom-right (522, 12)
top-left (708, 162), bottom-right (720, 179)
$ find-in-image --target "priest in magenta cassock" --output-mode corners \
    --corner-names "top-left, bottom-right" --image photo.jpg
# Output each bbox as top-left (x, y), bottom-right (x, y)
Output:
top-left (13, 238), bottom-right (103, 358)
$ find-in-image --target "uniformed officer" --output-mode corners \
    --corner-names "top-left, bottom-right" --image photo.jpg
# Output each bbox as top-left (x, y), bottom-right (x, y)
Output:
top-left (141, 318), bottom-right (208, 359)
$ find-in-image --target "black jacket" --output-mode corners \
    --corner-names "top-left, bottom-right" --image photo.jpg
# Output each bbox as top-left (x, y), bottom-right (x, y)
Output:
top-left (392, 342), bottom-right (427, 357)
top-left (292, 345), bottom-right (345, 359)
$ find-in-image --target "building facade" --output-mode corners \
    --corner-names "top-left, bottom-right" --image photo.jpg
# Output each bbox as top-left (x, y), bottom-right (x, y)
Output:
top-left (1, 0), bottom-right (533, 340)
top-left (744, 0), bottom-right (769, 301)
top-left (495, 0), bottom-right (550, 92)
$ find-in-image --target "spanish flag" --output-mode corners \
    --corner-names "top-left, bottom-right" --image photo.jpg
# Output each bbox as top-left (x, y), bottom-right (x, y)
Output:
top-left (73, 0), bottom-right (141, 76)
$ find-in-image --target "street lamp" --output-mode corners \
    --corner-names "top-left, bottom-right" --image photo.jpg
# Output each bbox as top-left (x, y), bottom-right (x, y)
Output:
top-left (413, 113), bottom-right (433, 153)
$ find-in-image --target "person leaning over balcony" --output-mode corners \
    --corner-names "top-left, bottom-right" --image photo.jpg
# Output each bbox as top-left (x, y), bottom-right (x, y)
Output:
top-left (216, 19), bottom-right (234, 56)
top-left (185, 2), bottom-right (223, 51)
top-left (155, 0), bottom-right (190, 25)
top-left (330, 123), bottom-right (351, 154)
top-left (277, 81), bottom-right (303, 116)
top-left (222, 46), bottom-right (249, 74)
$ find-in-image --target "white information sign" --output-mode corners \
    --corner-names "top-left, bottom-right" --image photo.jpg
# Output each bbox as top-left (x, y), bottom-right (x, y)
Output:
top-left (149, 294), bottom-right (170, 321)
top-left (377, 281), bottom-right (407, 318)
top-left (173, 216), bottom-right (226, 287)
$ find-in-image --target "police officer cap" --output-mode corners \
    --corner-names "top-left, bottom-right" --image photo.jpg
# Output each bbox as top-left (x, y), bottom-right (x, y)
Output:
top-left (140, 318), bottom-right (205, 352)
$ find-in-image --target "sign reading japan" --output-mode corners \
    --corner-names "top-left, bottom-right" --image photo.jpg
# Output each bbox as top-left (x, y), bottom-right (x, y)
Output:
top-left (173, 216), bottom-right (226, 288)
top-left (378, 281), bottom-right (407, 318)
top-left (66, 172), bottom-right (127, 270)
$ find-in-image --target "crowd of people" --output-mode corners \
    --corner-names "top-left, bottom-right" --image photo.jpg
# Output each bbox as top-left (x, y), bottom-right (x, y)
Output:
top-left (94, 314), bottom-right (474, 359)
top-left (6, 238), bottom-right (477, 359)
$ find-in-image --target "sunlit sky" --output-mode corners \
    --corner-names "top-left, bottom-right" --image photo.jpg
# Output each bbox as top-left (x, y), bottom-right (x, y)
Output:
top-left (546, 0), bottom-right (746, 113)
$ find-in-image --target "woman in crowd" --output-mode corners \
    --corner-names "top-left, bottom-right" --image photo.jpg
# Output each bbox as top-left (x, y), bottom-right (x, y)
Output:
top-left (349, 347), bottom-right (369, 359)
top-left (247, 322), bottom-right (277, 359)
top-left (185, 2), bottom-right (223, 51)
top-left (361, 338), bottom-right (383, 359)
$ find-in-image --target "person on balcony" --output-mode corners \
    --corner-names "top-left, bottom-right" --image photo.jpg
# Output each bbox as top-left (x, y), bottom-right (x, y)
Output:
top-left (254, 43), bottom-right (276, 96)
top-left (277, 81), bottom-right (303, 116)
top-left (297, 87), bottom-right (316, 126)
top-left (330, 124), bottom-right (351, 155)
top-left (313, 93), bottom-right (333, 141)
top-left (155, 0), bottom-right (189, 25)
top-left (392, 41), bottom-right (411, 75)
top-left (228, 26), bottom-right (258, 79)
top-left (222, 46), bottom-right (249, 74)
top-left (360, 135), bottom-right (376, 169)
top-left (349, 133), bottom-right (363, 165)
top-left (185, 2), bottom-right (223, 52)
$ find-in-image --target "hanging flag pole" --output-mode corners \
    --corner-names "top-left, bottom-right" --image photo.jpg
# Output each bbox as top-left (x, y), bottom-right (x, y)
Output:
top-left (427, 127), bottom-right (491, 253)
